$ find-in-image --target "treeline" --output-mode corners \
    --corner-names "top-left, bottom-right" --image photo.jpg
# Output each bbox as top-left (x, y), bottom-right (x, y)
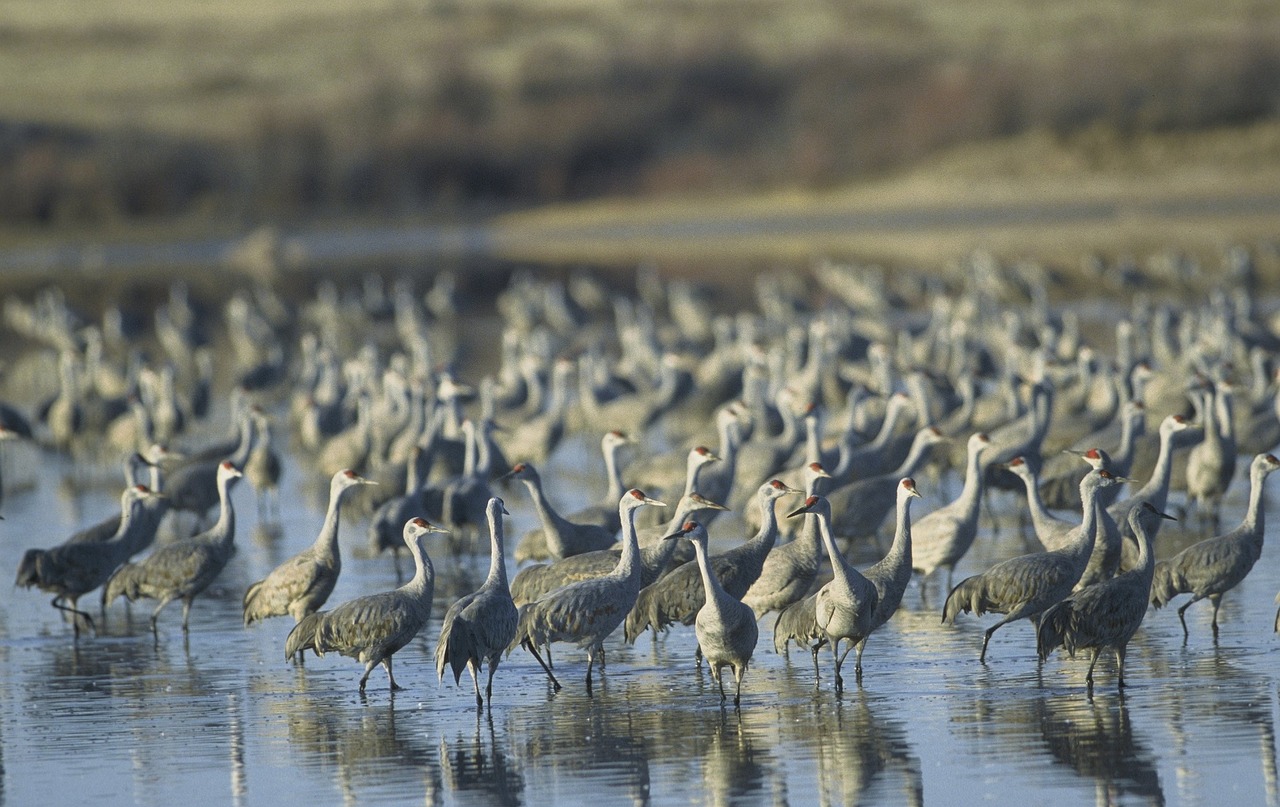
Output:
top-left (2, 30), bottom-right (1279, 227)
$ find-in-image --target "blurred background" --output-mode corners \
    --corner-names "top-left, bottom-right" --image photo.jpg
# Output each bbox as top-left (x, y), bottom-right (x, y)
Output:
top-left (1, 0), bottom-right (1279, 268)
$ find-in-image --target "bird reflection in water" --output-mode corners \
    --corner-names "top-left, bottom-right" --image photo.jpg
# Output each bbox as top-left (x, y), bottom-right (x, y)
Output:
top-left (439, 711), bottom-right (523, 807)
top-left (279, 683), bottom-right (441, 805)
top-left (1037, 693), bottom-right (1164, 807)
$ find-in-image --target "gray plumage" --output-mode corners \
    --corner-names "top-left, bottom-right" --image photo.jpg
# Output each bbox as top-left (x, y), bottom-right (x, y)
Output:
top-left (741, 462), bottom-right (832, 617)
top-left (244, 409), bottom-right (284, 522)
top-left (786, 494), bottom-right (880, 691)
top-left (513, 489), bottom-right (665, 693)
top-left (435, 497), bottom-right (519, 707)
top-left (17, 485), bottom-right (161, 637)
top-left (1037, 502), bottom-right (1174, 690)
top-left (911, 432), bottom-right (992, 590)
top-left (1151, 453), bottom-right (1280, 638)
top-left (563, 430), bottom-right (633, 534)
top-left (672, 520), bottom-right (758, 707)
top-left (825, 426), bottom-right (945, 541)
top-left (1184, 383), bottom-right (1237, 531)
top-left (104, 462), bottom-right (243, 634)
top-left (623, 479), bottom-right (800, 645)
top-left (285, 517), bottom-right (449, 691)
top-left (243, 469), bottom-right (374, 627)
top-left (510, 493), bottom-right (728, 607)
top-left (942, 469), bottom-right (1121, 662)
top-left (164, 413), bottom-right (254, 522)
top-left (506, 462), bottom-right (618, 559)
top-left (1108, 414), bottom-right (1201, 571)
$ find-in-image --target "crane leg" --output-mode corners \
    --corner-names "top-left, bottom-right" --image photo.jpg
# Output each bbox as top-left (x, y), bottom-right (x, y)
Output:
top-left (384, 656), bottom-right (403, 691)
top-left (52, 597), bottom-right (95, 638)
top-left (358, 660), bottom-right (376, 692)
top-left (1084, 649), bottom-right (1100, 693)
top-left (150, 597), bottom-right (174, 636)
top-left (834, 639), bottom-right (855, 693)
top-left (485, 659), bottom-right (497, 704)
top-left (854, 638), bottom-right (867, 674)
top-left (809, 641), bottom-right (821, 682)
top-left (585, 648), bottom-right (596, 696)
top-left (181, 599), bottom-right (192, 632)
top-left (1176, 596), bottom-right (1204, 641)
top-left (1115, 646), bottom-right (1127, 689)
top-left (523, 640), bottom-right (562, 692)
top-left (469, 663), bottom-right (483, 708)
top-left (1209, 595), bottom-right (1223, 640)
top-left (733, 664), bottom-right (746, 708)
top-left (695, 644), bottom-right (703, 669)
top-left (714, 667), bottom-right (726, 703)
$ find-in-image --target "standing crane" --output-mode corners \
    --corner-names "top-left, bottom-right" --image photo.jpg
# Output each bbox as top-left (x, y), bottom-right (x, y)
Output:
top-left (285, 517), bottom-right (449, 692)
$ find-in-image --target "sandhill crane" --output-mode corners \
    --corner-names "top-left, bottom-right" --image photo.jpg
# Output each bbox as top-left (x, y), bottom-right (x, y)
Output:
top-left (104, 462), bottom-right (243, 634)
top-left (435, 498), bottom-right (519, 707)
top-left (1038, 502), bottom-right (1174, 690)
top-left (666, 521), bottom-right (758, 707)
top-left (285, 517), bottom-right (449, 691)
top-left (1151, 453), bottom-right (1280, 639)
top-left (911, 433), bottom-right (992, 593)
top-left (242, 469), bottom-right (375, 630)
top-left (942, 469), bottom-right (1122, 662)
top-left (512, 489), bottom-right (665, 694)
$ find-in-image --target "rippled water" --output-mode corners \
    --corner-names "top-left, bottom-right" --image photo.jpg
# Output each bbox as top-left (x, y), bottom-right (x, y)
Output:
top-left (4, 428), bottom-right (1280, 807)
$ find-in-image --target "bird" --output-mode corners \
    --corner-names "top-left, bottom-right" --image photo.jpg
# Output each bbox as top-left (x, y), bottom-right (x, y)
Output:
top-left (1037, 502), bottom-right (1175, 691)
top-left (1107, 414), bottom-right (1201, 571)
top-left (911, 432), bottom-right (992, 593)
top-left (285, 517), bottom-right (449, 692)
top-left (244, 408), bottom-right (284, 523)
top-left (505, 462), bottom-right (618, 559)
top-left (563, 430), bottom-right (633, 533)
top-left (623, 479), bottom-right (800, 647)
top-left (667, 520), bottom-right (758, 707)
top-left (740, 462), bottom-right (832, 618)
top-left (1184, 381), bottom-right (1237, 532)
top-left (16, 484), bottom-right (162, 637)
top-left (242, 469), bottom-right (376, 631)
top-left (774, 478), bottom-right (922, 680)
top-left (104, 461), bottom-right (243, 634)
top-left (512, 489), bottom-right (665, 694)
top-left (1151, 453), bottom-right (1280, 639)
top-left (942, 469), bottom-right (1122, 662)
top-left (435, 497), bottom-right (519, 707)
top-left (824, 426), bottom-right (946, 543)
top-left (1004, 455), bottom-right (1077, 552)
top-left (510, 493), bottom-right (729, 607)
top-left (162, 410), bottom-right (255, 526)
top-left (779, 494), bottom-right (881, 690)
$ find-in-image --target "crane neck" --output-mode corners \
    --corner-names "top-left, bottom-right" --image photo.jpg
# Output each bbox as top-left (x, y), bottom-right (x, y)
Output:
top-left (747, 492), bottom-right (783, 555)
top-left (1132, 426), bottom-right (1180, 507)
top-left (603, 442), bottom-right (626, 502)
top-left (1243, 465), bottom-right (1270, 537)
top-left (404, 538), bottom-right (435, 597)
top-left (520, 474), bottom-right (568, 533)
top-left (315, 481), bottom-right (349, 559)
top-left (1068, 477), bottom-right (1102, 562)
top-left (690, 537), bottom-right (730, 607)
top-left (802, 416), bottom-right (821, 466)
top-left (483, 508), bottom-right (509, 590)
top-left (955, 443), bottom-right (988, 522)
top-left (889, 433), bottom-right (936, 479)
top-left (1015, 467), bottom-right (1061, 536)
top-left (881, 493), bottom-right (915, 571)
top-left (212, 474), bottom-right (237, 549)
top-left (613, 503), bottom-right (643, 582)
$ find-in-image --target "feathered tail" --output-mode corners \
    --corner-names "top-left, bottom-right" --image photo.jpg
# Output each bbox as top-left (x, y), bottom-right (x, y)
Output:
top-left (103, 563), bottom-right (146, 605)
top-left (1149, 560), bottom-right (1186, 608)
top-left (435, 617), bottom-right (471, 684)
top-left (623, 583), bottom-right (667, 644)
top-left (285, 611), bottom-right (322, 661)
top-left (15, 549), bottom-right (43, 588)
top-left (1035, 600), bottom-right (1073, 661)
top-left (941, 574), bottom-right (996, 624)
top-left (773, 595), bottom-right (820, 655)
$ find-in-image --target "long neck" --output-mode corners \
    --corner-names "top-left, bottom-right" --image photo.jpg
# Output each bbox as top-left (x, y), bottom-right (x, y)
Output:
top-left (404, 540), bottom-right (435, 597)
top-left (813, 510), bottom-right (848, 577)
top-left (1131, 521), bottom-right (1155, 581)
top-left (1243, 466), bottom-right (1269, 537)
top-left (213, 476), bottom-right (237, 548)
top-left (314, 482), bottom-right (347, 559)
top-left (522, 475), bottom-right (566, 530)
top-left (956, 445), bottom-right (987, 520)
top-left (682, 454), bottom-right (703, 498)
top-left (1015, 468), bottom-right (1060, 533)
top-left (1069, 481), bottom-right (1100, 561)
top-left (803, 416), bottom-right (821, 465)
top-left (881, 494), bottom-right (914, 570)
top-left (691, 538), bottom-right (729, 605)
top-left (484, 509), bottom-right (509, 589)
top-left (1116, 412), bottom-right (1140, 468)
top-left (1216, 391), bottom-right (1235, 442)
top-left (229, 417), bottom-right (255, 466)
top-left (747, 493), bottom-right (781, 553)
top-left (1134, 427), bottom-right (1178, 505)
top-left (889, 434), bottom-right (933, 478)
top-left (613, 504), bottom-right (642, 580)
top-left (603, 442), bottom-right (625, 501)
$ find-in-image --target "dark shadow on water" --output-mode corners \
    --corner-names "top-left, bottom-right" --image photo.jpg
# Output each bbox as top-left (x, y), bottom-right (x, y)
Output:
top-left (439, 710), bottom-right (524, 806)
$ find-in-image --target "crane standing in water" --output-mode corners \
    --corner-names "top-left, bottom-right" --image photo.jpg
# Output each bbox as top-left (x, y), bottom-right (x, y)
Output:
top-left (286, 517), bottom-right (449, 692)
top-left (435, 498), bottom-right (518, 707)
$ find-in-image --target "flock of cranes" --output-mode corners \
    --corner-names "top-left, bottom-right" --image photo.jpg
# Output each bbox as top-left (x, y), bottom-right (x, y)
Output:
top-left (5, 250), bottom-right (1280, 709)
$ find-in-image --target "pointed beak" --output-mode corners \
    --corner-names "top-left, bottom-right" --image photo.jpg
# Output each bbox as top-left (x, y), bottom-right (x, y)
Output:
top-left (645, 497), bottom-right (667, 507)
top-left (786, 504), bottom-right (811, 518)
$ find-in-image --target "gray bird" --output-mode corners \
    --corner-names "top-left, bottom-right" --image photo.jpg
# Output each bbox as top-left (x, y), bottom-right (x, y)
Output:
top-left (784, 494), bottom-right (881, 691)
top-left (563, 430), bottom-right (634, 534)
top-left (243, 469), bottom-right (375, 629)
top-left (667, 520), bottom-right (758, 707)
top-left (285, 517), bottom-right (449, 692)
top-left (436, 497), bottom-right (519, 707)
top-left (16, 484), bottom-right (161, 637)
top-left (1037, 502), bottom-right (1175, 690)
top-left (942, 468), bottom-right (1122, 662)
top-left (1151, 453), bottom-right (1280, 639)
top-left (773, 478), bottom-right (921, 680)
top-left (510, 493), bottom-right (728, 607)
top-left (1107, 414), bottom-right (1201, 571)
top-left (623, 479), bottom-right (800, 646)
top-left (740, 462), bottom-right (832, 618)
top-left (505, 462), bottom-right (618, 559)
top-left (1184, 382), bottom-right (1237, 532)
top-left (912, 432), bottom-right (992, 592)
top-left (513, 489), bottom-right (665, 694)
top-left (104, 461), bottom-right (243, 634)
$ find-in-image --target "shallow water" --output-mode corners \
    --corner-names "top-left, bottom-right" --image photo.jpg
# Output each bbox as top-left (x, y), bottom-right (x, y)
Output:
top-left (4, 430), bottom-right (1280, 807)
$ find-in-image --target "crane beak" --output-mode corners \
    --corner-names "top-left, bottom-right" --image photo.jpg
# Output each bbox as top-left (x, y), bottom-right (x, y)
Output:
top-left (660, 526), bottom-right (691, 541)
top-left (644, 497), bottom-right (667, 507)
top-left (698, 499), bottom-right (730, 512)
top-left (786, 504), bottom-right (811, 518)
